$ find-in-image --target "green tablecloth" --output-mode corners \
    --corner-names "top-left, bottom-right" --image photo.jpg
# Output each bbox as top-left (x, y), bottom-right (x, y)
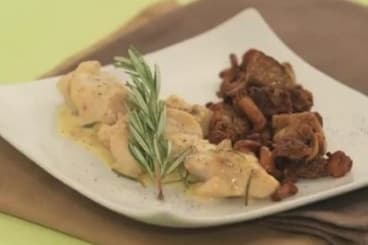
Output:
top-left (0, 0), bottom-right (192, 83)
top-left (0, 0), bottom-right (365, 244)
top-left (0, 1), bottom-right (190, 244)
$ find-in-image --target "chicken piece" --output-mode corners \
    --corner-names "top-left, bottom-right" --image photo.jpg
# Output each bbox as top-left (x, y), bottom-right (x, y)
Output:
top-left (185, 149), bottom-right (279, 198)
top-left (58, 61), bottom-right (129, 126)
top-left (165, 108), bottom-right (203, 139)
top-left (165, 95), bottom-right (192, 112)
top-left (272, 112), bottom-right (326, 160)
top-left (168, 133), bottom-right (215, 155)
top-left (97, 107), bottom-right (204, 178)
top-left (166, 95), bottom-right (212, 137)
top-left (165, 107), bottom-right (209, 154)
top-left (98, 115), bottom-right (143, 178)
top-left (190, 104), bottom-right (213, 137)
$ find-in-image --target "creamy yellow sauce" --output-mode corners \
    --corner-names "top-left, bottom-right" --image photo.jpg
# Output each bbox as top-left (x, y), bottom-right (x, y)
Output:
top-left (57, 105), bottom-right (181, 187)
top-left (57, 105), bottom-right (115, 166)
top-left (57, 106), bottom-right (263, 201)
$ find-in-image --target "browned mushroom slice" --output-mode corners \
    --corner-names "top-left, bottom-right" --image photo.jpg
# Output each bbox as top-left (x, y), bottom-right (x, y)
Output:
top-left (289, 85), bottom-right (314, 112)
top-left (284, 157), bottom-right (328, 179)
top-left (247, 85), bottom-right (293, 117)
top-left (273, 123), bottom-right (319, 160)
top-left (272, 112), bottom-right (326, 160)
top-left (245, 127), bottom-right (273, 147)
top-left (207, 102), bottom-right (250, 144)
top-left (240, 49), bottom-right (296, 87)
top-left (218, 49), bottom-right (298, 99)
top-left (272, 111), bottom-right (321, 130)
top-left (235, 95), bottom-right (266, 132)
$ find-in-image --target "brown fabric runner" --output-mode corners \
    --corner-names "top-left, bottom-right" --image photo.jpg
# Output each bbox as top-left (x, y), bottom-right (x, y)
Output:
top-left (42, 0), bottom-right (368, 95)
top-left (1, 0), bottom-right (368, 244)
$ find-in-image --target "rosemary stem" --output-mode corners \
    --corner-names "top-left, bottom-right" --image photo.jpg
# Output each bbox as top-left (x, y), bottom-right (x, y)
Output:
top-left (155, 161), bottom-right (164, 200)
top-left (156, 177), bottom-right (164, 201)
top-left (114, 48), bottom-right (189, 200)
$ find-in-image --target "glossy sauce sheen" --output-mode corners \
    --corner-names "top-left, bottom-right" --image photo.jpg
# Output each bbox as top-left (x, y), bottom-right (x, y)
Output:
top-left (57, 106), bottom-right (180, 187)
top-left (57, 105), bottom-right (115, 166)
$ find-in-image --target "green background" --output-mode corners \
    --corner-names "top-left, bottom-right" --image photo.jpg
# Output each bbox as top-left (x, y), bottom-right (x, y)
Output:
top-left (0, 0), bottom-right (366, 244)
top-left (0, 0), bottom-right (192, 83)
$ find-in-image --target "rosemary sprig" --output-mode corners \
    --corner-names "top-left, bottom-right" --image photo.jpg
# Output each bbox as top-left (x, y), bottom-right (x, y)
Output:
top-left (114, 47), bottom-right (190, 200)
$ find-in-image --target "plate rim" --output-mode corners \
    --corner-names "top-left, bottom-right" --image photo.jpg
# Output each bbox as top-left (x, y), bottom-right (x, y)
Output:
top-left (0, 8), bottom-right (367, 228)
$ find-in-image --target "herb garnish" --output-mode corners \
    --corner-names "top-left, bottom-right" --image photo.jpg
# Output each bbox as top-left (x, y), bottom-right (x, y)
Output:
top-left (114, 48), bottom-right (189, 200)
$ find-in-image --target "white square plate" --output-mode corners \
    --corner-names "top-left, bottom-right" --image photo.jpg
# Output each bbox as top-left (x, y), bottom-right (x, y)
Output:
top-left (0, 9), bottom-right (367, 227)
